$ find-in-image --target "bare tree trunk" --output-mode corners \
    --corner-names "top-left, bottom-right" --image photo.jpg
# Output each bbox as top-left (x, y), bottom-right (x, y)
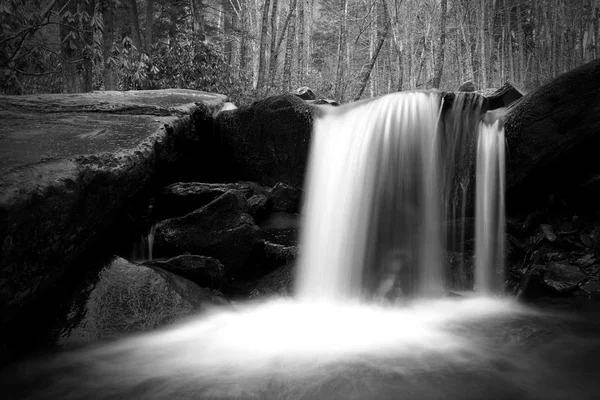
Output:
top-left (334, 0), bottom-right (348, 101)
top-left (256, 0), bottom-right (272, 94)
top-left (145, 0), bottom-right (154, 47)
top-left (102, 0), bottom-right (117, 90)
top-left (432, 0), bottom-right (448, 89)
top-left (283, 1), bottom-right (296, 91)
top-left (354, 0), bottom-right (390, 101)
top-left (479, 0), bottom-right (487, 88)
top-left (128, 0), bottom-right (144, 51)
top-left (266, 0), bottom-right (279, 92)
top-left (297, 0), bottom-right (305, 84)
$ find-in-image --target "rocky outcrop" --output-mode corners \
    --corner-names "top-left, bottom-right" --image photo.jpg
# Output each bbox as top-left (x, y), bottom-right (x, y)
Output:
top-left (153, 191), bottom-right (259, 277)
top-left (268, 182), bottom-right (303, 213)
top-left (215, 94), bottom-right (313, 186)
top-left (53, 257), bottom-right (227, 348)
top-left (0, 89), bottom-right (226, 324)
top-left (153, 181), bottom-right (266, 220)
top-left (143, 254), bottom-right (226, 289)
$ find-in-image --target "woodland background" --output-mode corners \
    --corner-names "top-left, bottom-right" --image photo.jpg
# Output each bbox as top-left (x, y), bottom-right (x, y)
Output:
top-left (1, 0), bottom-right (599, 105)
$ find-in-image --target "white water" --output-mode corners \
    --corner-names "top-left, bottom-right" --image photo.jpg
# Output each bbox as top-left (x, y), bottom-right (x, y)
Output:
top-left (475, 120), bottom-right (506, 293)
top-left (296, 92), bottom-right (443, 300)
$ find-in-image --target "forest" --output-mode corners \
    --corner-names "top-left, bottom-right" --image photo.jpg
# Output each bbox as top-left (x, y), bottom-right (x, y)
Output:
top-left (1, 0), bottom-right (599, 104)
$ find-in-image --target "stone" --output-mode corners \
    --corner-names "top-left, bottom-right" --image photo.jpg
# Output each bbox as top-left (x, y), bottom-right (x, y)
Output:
top-left (153, 181), bottom-right (265, 219)
top-left (249, 263), bottom-right (295, 299)
top-left (244, 240), bottom-right (299, 279)
top-left (214, 94), bottom-right (313, 186)
top-left (268, 182), bottom-right (302, 213)
top-left (486, 81), bottom-right (524, 110)
top-left (53, 257), bottom-right (228, 348)
top-left (0, 89), bottom-right (226, 324)
top-left (540, 224), bottom-right (557, 242)
top-left (247, 194), bottom-right (272, 221)
top-left (309, 99), bottom-right (340, 106)
top-left (542, 263), bottom-right (587, 294)
top-left (153, 191), bottom-right (259, 277)
top-left (293, 86), bottom-right (316, 101)
top-left (143, 254), bottom-right (226, 289)
top-left (458, 81), bottom-right (476, 92)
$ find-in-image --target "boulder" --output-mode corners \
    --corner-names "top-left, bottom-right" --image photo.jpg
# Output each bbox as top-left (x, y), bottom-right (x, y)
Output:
top-left (486, 81), bottom-right (524, 110)
top-left (247, 194), bottom-right (272, 221)
top-left (153, 181), bottom-right (265, 220)
top-left (504, 58), bottom-right (600, 211)
top-left (143, 254), bottom-right (226, 289)
top-left (458, 81), bottom-right (476, 92)
top-left (215, 94), bottom-right (313, 186)
top-left (0, 89), bottom-right (226, 324)
top-left (293, 86), bottom-right (316, 101)
top-left (153, 190), bottom-right (259, 277)
top-left (249, 263), bottom-right (295, 299)
top-left (268, 182), bottom-right (303, 213)
top-left (53, 257), bottom-right (228, 348)
top-left (244, 240), bottom-right (299, 279)
top-left (542, 263), bottom-right (587, 294)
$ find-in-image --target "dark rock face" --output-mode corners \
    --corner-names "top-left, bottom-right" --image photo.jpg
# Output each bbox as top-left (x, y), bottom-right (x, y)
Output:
top-left (54, 257), bottom-right (227, 348)
top-left (143, 254), bottom-right (226, 289)
top-left (153, 181), bottom-right (266, 220)
top-left (268, 182), bottom-right (303, 213)
top-left (215, 94), bottom-right (313, 186)
top-left (153, 191), bottom-right (259, 277)
top-left (504, 58), bottom-right (600, 212)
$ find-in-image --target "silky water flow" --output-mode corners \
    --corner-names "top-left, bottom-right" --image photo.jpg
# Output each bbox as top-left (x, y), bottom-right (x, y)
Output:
top-left (5, 92), bottom-right (600, 400)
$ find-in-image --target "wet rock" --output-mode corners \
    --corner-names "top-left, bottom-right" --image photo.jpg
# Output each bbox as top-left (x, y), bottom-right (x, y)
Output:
top-left (540, 224), bottom-right (557, 242)
top-left (516, 265), bottom-right (544, 300)
top-left (143, 255), bottom-right (225, 290)
top-left (542, 263), bottom-right (587, 294)
top-left (247, 194), bottom-right (272, 222)
top-left (268, 182), bottom-right (302, 213)
top-left (214, 94), bottom-right (313, 186)
top-left (293, 87), bottom-right (316, 101)
top-left (153, 181), bottom-right (265, 219)
top-left (0, 89), bottom-right (226, 324)
top-left (249, 263), bottom-right (295, 299)
top-left (259, 212), bottom-right (299, 246)
top-left (54, 257), bottom-right (228, 348)
top-left (153, 191), bottom-right (259, 277)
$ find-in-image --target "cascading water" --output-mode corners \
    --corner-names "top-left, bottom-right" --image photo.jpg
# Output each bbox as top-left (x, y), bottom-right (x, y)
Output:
top-left (296, 92), bottom-right (443, 300)
top-left (8, 92), bottom-right (595, 400)
top-left (129, 224), bottom-right (157, 262)
top-left (475, 120), bottom-right (505, 293)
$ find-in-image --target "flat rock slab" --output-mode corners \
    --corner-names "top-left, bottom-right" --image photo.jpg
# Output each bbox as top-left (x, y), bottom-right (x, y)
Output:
top-left (0, 89), bottom-right (226, 325)
top-left (0, 90), bottom-right (225, 174)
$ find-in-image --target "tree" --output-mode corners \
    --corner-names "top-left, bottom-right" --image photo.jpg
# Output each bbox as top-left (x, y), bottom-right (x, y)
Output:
top-left (431, 0), bottom-right (447, 89)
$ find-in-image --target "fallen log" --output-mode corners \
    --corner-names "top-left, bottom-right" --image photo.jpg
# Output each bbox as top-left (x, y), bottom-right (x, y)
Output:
top-left (504, 58), bottom-right (600, 210)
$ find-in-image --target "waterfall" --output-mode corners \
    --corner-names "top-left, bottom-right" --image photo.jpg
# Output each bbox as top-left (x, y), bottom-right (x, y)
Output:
top-left (475, 120), bottom-right (506, 293)
top-left (296, 92), bottom-right (444, 301)
top-left (296, 91), bottom-right (506, 301)
top-left (129, 224), bottom-right (157, 262)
